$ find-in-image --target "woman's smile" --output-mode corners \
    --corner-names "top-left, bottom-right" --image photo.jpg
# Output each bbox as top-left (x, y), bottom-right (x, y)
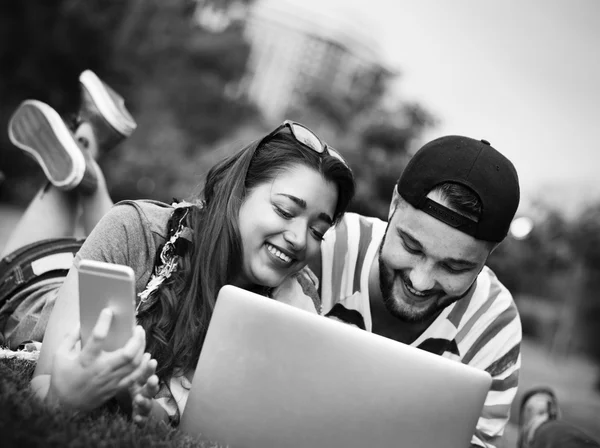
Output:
top-left (265, 242), bottom-right (295, 266)
top-left (236, 165), bottom-right (338, 289)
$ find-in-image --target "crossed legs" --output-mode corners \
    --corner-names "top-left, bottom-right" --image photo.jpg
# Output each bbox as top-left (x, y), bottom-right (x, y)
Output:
top-left (1, 70), bottom-right (136, 258)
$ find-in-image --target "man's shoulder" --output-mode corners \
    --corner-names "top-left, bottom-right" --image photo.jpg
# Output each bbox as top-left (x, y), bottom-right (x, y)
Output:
top-left (327, 213), bottom-right (387, 246)
top-left (322, 212), bottom-right (386, 276)
top-left (475, 265), bottom-right (516, 309)
top-left (342, 212), bottom-right (387, 228)
top-left (452, 265), bottom-right (522, 357)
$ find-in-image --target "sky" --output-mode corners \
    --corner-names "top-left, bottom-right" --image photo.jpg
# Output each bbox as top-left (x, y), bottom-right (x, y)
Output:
top-left (328, 0), bottom-right (600, 214)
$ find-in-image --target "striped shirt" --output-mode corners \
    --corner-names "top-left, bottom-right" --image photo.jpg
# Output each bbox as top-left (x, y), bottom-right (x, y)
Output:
top-left (320, 213), bottom-right (522, 448)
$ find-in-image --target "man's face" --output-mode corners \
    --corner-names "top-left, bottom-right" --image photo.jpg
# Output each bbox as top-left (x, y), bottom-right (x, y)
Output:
top-left (378, 193), bottom-right (493, 323)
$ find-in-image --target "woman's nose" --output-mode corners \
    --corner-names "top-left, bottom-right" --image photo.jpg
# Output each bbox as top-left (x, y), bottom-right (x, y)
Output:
top-left (283, 222), bottom-right (307, 251)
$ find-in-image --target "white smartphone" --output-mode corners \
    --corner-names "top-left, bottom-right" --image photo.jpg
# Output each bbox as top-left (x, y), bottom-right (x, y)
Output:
top-left (77, 259), bottom-right (136, 352)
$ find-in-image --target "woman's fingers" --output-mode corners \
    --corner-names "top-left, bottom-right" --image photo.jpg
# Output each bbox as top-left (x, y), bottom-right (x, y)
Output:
top-left (123, 325), bottom-right (146, 360)
top-left (133, 394), bottom-right (153, 425)
top-left (145, 374), bottom-right (160, 396)
top-left (80, 308), bottom-right (113, 362)
top-left (132, 378), bottom-right (159, 425)
top-left (147, 361), bottom-right (158, 381)
top-left (141, 358), bottom-right (158, 383)
top-left (58, 324), bottom-right (81, 354)
top-left (132, 353), bottom-right (152, 384)
top-left (105, 325), bottom-right (146, 372)
top-left (116, 353), bottom-right (154, 390)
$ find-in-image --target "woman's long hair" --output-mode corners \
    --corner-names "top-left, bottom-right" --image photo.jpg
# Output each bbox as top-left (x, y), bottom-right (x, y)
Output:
top-left (138, 131), bottom-right (355, 381)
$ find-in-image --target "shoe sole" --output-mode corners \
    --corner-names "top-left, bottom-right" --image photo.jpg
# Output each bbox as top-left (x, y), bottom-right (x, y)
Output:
top-left (79, 70), bottom-right (136, 137)
top-left (8, 100), bottom-right (85, 190)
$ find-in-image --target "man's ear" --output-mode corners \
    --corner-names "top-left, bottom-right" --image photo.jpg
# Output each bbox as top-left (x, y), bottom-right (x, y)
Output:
top-left (488, 241), bottom-right (500, 255)
top-left (389, 185), bottom-right (401, 220)
top-left (478, 242), bottom-right (500, 275)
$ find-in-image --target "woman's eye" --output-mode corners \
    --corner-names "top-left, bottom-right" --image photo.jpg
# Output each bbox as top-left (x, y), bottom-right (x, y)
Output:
top-left (275, 206), bottom-right (293, 219)
top-left (311, 228), bottom-right (325, 241)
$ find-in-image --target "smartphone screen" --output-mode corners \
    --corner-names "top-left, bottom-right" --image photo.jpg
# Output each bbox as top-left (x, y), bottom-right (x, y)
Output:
top-left (77, 259), bottom-right (136, 352)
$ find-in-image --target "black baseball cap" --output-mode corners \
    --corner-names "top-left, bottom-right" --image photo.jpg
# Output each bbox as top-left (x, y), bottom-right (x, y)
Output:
top-left (397, 135), bottom-right (520, 242)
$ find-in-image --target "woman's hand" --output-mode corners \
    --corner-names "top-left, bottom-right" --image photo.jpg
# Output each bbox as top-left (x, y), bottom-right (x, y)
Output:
top-left (132, 374), bottom-right (161, 425)
top-left (130, 354), bottom-right (170, 425)
top-left (47, 308), bottom-right (147, 412)
top-left (129, 353), bottom-right (160, 424)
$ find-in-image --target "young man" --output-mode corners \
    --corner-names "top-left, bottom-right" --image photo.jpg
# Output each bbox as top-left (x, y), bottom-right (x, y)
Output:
top-left (314, 136), bottom-right (521, 447)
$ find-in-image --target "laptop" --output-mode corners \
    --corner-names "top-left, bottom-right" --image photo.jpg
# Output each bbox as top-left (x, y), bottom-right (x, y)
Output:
top-left (180, 285), bottom-right (491, 448)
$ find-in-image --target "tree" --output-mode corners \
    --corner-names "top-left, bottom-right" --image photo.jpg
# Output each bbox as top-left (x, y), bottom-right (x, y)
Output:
top-left (286, 73), bottom-right (437, 219)
top-left (0, 0), bottom-right (115, 202)
top-left (0, 0), bottom-right (257, 204)
top-left (570, 203), bottom-right (600, 388)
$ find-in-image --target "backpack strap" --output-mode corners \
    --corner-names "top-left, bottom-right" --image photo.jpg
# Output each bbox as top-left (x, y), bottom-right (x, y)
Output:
top-left (0, 238), bottom-right (84, 308)
top-left (136, 201), bottom-right (195, 314)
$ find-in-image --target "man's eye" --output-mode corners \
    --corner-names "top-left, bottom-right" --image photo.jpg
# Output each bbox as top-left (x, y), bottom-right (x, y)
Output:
top-left (442, 264), bottom-right (467, 274)
top-left (403, 242), bottom-right (421, 254)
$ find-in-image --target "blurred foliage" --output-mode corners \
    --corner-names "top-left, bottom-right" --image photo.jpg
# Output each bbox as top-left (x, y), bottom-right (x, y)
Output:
top-left (571, 204), bottom-right (600, 375)
top-left (0, 0), bottom-right (258, 204)
top-left (0, 0), bottom-right (597, 390)
top-left (488, 201), bottom-right (600, 384)
top-left (0, 0), bottom-right (437, 220)
top-left (0, 0), bottom-right (111, 201)
top-left (489, 208), bottom-right (574, 298)
top-left (286, 78), bottom-right (437, 219)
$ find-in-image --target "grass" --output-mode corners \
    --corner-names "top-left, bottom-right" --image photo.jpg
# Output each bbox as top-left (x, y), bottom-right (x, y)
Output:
top-left (501, 338), bottom-right (600, 447)
top-left (2, 205), bottom-right (600, 447)
top-left (0, 356), bottom-right (224, 448)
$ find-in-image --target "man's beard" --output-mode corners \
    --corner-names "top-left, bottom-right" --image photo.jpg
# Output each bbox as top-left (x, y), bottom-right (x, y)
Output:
top-left (377, 231), bottom-right (469, 324)
top-left (378, 251), bottom-right (446, 324)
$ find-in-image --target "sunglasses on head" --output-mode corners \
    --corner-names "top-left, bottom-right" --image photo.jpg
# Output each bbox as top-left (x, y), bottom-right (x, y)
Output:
top-left (261, 120), bottom-right (349, 167)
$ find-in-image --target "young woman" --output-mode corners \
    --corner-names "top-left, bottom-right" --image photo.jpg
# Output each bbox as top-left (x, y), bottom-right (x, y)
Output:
top-left (0, 71), bottom-right (134, 351)
top-left (4, 93), bottom-right (355, 425)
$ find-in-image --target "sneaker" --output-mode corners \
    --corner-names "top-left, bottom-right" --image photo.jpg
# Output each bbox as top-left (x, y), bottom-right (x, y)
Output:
top-left (78, 70), bottom-right (137, 153)
top-left (8, 100), bottom-right (97, 193)
top-left (517, 387), bottom-right (560, 448)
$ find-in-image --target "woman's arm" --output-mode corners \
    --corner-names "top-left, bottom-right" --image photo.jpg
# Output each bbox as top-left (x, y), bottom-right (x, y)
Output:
top-left (32, 202), bottom-right (155, 408)
top-left (32, 266), bottom-right (147, 410)
top-left (33, 268), bottom-right (79, 380)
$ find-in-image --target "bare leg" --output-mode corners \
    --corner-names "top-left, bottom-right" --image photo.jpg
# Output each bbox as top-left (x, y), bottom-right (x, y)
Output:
top-left (78, 159), bottom-right (113, 235)
top-left (3, 69), bottom-right (134, 257)
top-left (0, 185), bottom-right (79, 258)
top-left (1, 121), bottom-right (114, 258)
top-left (74, 122), bottom-right (114, 235)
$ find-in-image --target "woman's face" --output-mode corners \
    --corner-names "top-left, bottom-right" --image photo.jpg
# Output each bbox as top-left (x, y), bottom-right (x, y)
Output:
top-left (236, 164), bottom-right (338, 289)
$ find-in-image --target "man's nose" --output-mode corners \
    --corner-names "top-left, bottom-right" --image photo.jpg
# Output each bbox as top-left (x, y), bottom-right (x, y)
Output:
top-left (408, 261), bottom-right (436, 292)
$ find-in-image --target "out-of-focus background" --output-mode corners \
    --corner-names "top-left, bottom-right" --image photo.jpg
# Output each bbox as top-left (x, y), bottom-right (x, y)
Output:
top-left (0, 0), bottom-right (599, 444)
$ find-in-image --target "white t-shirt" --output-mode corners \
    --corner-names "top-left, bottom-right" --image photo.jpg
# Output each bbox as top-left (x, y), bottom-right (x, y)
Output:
top-left (320, 213), bottom-right (522, 448)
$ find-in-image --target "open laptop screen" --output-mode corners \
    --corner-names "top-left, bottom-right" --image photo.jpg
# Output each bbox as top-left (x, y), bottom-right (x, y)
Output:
top-left (180, 285), bottom-right (491, 448)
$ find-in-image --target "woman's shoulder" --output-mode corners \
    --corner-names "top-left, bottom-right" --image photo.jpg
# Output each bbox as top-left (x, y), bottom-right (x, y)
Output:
top-left (113, 199), bottom-right (174, 218)
top-left (112, 200), bottom-right (176, 237)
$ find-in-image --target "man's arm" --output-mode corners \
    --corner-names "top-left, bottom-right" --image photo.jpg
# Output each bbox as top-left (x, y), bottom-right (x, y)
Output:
top-left (467, 302), bottom-right (521, 448)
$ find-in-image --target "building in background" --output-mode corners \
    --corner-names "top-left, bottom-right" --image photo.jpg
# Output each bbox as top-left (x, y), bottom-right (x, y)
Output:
top-left (195, 0), bottom-right (395, 122)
